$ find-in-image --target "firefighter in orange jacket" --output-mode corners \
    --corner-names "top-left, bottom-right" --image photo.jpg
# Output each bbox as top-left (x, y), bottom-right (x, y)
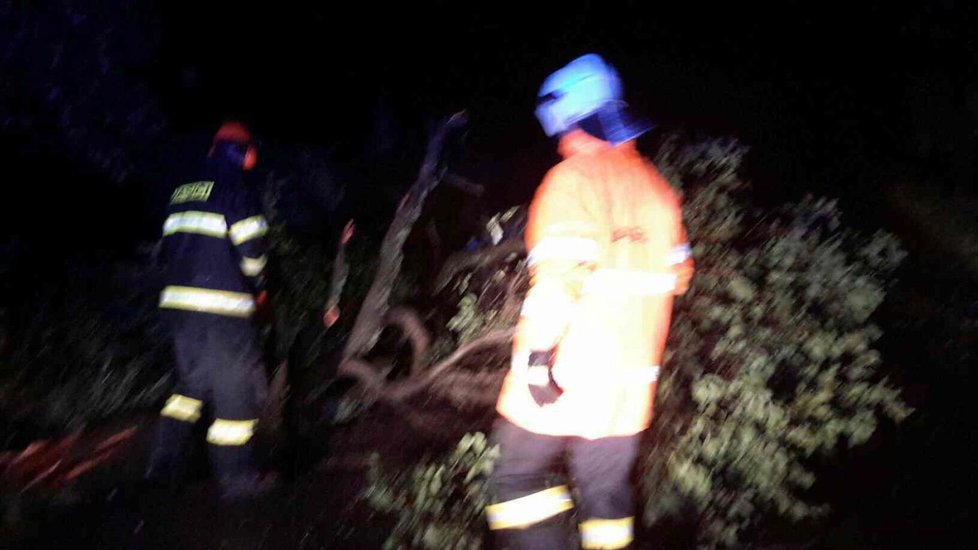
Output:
top-left (487, 54), bottom-right (694, 549)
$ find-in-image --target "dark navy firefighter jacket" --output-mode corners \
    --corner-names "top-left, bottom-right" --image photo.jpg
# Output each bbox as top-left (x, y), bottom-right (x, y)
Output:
top-left (159, 144), bottom-right (268, 318)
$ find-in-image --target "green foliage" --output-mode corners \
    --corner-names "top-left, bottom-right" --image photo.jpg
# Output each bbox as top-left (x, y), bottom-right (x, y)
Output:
top-left (446, 287), bottom-right (482, 343)
top-left (364, 432), bottom-right (499, 549)
top-left (446, 259), bottom-right (526, 346)
top-left (642, 138), bottom-right (912, 548)
top-left (264, 222), bottom-right (336, 360)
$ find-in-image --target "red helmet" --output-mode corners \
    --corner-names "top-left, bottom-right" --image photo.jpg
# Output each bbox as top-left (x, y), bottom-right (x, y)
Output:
top-left (213, 121), bottom-right (252, 144)
top-left (211, 121), bottom-right (257, 170)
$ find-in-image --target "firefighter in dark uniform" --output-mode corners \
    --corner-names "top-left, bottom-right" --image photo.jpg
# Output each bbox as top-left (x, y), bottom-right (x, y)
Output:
top-left (145, 121), bottom-right (275, 500)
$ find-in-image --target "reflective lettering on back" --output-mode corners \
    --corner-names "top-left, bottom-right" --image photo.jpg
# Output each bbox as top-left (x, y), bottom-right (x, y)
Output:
top-left (171, 181), bottom-right (214, 204)
top-left (612, 226), bottom-right (646, 243)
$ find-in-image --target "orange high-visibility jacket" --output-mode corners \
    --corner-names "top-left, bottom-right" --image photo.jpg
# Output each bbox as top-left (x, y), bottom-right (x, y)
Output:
top-left (497, 131), bottom-right (693, 439)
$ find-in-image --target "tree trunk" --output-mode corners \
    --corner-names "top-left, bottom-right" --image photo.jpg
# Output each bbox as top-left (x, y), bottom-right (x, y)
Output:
top-left (340, 112), bottom-right (467, 364)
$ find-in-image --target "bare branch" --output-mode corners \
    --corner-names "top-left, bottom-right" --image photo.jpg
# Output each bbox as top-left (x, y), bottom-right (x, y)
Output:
top-left (443, 173), bottom-right (484, 196)
top-left (326, 224), bottom-right (351, 312)
top-left (384, 328), bottom-right (514, 402)
top-left (337, 328), bottom-right (513, 407)
top-left (433, 371), bottom-right (506, 407)
top-left (384, 307), bottom-right (431, 375)
top-left (337, 357), bottom-right (387, 393)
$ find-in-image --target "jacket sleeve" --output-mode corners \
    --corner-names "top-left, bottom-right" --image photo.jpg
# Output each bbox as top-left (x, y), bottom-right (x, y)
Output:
top-left (224, 187), bottom-right (270, 292)
top-left (517, 167), bottom-right (601, 355)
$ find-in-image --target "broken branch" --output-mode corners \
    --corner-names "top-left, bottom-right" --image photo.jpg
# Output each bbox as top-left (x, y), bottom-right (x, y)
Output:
top-left (444, 173), bottom-right (484, 196)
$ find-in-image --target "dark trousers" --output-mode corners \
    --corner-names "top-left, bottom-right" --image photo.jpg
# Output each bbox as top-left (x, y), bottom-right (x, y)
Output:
top-left (488, 418), bottom-right (639, 550)
top-left (146, 311), bottom-right (268, 493)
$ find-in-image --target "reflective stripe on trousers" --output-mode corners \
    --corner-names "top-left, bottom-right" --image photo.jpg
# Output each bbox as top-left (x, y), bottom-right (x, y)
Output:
top-left (580, 517), bottom-right (634, 549)
top-left (160, 393), bottom-right (203, 423)
top-left (485, 485), bottom-right (574, 530)
top-left (206, 418), bottom-right (258, 446)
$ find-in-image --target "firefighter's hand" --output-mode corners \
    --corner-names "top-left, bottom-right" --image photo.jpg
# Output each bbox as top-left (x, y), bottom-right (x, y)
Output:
top-left (526, 351), bottom-right (561, 406)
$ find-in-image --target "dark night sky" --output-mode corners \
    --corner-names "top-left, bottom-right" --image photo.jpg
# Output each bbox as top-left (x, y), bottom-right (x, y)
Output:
top-left (142, 1), bottom-right (975, 214)
top-left (148, 2), bottom-right (967, 137)
top-left (1, 1), bottom-right (974, 244)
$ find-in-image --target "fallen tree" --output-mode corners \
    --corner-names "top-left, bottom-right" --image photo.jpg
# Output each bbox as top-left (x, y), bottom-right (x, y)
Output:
top-left (359, 136), bottom-right (913, 549)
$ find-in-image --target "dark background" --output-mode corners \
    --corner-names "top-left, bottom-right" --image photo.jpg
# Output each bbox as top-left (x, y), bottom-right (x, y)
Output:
top-left (3, 1), bottom-right (974, 242)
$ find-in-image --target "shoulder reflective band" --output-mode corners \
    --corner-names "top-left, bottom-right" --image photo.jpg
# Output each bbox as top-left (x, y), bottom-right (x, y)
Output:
top-left (163, 211), bottom-right (227, 239)
top-left (528, 237), bottom-right (600, 266)
top-left (666, 242), bottom-right (692, 265)
top-left (159, 286), bottom-right (256, 317)
top-left (580, 517), bottom-right (634, 549)
top-left (206, 419), bottom-right (258, 446)
top-left (228, 215), bottom-right (269, 245)
top-left (486, 485), bottom-right (574, 530)
top-left (584, 269), bottom-right (677, 296)
top-left (160, 393), bottom-right (202, 423)
top-left (240, 255), bottom-right (267, 276)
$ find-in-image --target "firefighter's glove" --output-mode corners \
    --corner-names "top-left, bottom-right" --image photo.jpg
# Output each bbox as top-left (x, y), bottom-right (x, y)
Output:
top-left (527, 350), bottom-right (562, 406)
top-left (254, 290), bottom-right (274, 325)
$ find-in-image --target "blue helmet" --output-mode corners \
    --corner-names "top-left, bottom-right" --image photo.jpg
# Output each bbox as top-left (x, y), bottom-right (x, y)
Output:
top-left (534, 54), bottom-right (653, 145)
